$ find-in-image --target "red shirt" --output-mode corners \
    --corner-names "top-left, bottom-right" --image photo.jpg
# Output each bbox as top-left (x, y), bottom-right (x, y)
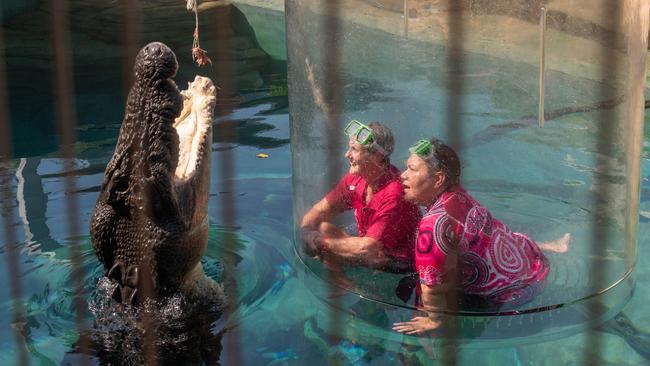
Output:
top-left (325, 165), bottom-right (421, 265)
top-left (416, 185), bottom-right (549, 307)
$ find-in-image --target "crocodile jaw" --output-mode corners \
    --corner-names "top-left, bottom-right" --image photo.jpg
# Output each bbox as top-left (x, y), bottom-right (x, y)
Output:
top-left (173, 76), bottom-right (216, 182)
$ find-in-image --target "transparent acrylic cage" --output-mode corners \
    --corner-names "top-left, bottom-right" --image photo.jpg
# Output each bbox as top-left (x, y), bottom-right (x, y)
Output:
top-left (287, 0), bottom-right (649, 340)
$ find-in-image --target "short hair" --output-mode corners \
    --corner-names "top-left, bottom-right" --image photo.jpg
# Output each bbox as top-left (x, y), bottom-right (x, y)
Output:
top-left (364, 122), bottom-right (394, 159)
top-left (420, 138), bottom-right (461, 186)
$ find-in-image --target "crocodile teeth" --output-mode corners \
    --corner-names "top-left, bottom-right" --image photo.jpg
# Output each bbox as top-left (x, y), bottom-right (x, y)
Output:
top-left (173, 76), bottom-right (216, 181)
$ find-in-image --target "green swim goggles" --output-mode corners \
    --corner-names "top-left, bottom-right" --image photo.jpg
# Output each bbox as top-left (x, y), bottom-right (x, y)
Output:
top-left (409, 139), bottom-right (433, 157)
top-left (344, 120), bottom-right (374, 145)
top-left (344, 120), bottom-right (387, 156)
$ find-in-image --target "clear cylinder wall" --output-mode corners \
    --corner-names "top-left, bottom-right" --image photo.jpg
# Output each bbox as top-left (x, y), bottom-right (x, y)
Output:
top-left (287, 0), bottom-right (649, 318)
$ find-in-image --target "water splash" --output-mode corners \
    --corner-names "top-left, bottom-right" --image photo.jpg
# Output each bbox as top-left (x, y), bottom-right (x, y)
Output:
top-left (75, 275), bottom-right (225, 365)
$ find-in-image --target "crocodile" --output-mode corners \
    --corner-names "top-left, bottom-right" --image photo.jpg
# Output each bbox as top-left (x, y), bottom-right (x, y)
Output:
top-left (90, 42), bottom-right (222, 307)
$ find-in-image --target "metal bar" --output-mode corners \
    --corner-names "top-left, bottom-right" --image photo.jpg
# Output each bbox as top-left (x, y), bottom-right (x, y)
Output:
top-left (49, 0), bottom-right (89, 363)
top-left (323, 0), bottom-right (344, 349)
top-left (0, 174), bottom-right (28, 366)
top-left (446, 3), bottom-right (464, 151)
top-left (403, 0), bottom-right (408, 38)
top-left (441, 2), bottom-right (465, 364)
top-left (120, 0), bottom-right (139, 99)
top-left (583, 1), bottom-right (621, 364)
top-left (623, 0), bottom-right (650, 273)
top-left (538, 6), bottom-right (546, 128)
top-left (213, 4), bottom-right (242, 365)
top-left (139, 261), bottom-right (157, 366)
top-left (0, 7), bottom-right (29, 364)
top-left (116, 3), bottom-right (158, 363)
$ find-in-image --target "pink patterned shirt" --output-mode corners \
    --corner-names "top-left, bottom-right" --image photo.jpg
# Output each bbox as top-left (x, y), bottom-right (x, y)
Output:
top-left (415, 185), bottom-right (549, 306)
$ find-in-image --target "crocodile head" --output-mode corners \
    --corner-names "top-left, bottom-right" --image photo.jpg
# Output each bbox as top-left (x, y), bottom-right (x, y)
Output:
top-left (90, 42), bottom-right (219, 305)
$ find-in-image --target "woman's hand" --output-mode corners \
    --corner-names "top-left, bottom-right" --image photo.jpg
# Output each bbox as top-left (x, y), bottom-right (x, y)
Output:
top-left (301, 229), bottom-right (325, 256)
top-left (392, 315), bottom-right (443, 335)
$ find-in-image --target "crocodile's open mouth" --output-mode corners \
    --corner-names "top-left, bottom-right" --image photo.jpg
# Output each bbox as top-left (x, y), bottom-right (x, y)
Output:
top-left (172, 76), bottom-right (216, 182)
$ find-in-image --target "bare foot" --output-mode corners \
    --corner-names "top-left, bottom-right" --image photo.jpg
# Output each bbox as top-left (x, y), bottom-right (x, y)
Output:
top-left (539, 233), bottom-right (571, 253)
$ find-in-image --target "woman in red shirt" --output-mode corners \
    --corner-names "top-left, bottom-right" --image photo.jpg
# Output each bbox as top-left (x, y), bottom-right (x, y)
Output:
top-left (301, 121), bottom-right (421, 273)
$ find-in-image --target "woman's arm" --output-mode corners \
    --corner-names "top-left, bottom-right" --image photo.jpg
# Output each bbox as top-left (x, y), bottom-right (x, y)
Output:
top-left (320, 235), bottom-right (387, 267)
top-left (392, 283), bottom-right (449, 335)
top-left (300, 198), bottom-right (347, 255)
top-left (300, 197), bottom-right (337, 230)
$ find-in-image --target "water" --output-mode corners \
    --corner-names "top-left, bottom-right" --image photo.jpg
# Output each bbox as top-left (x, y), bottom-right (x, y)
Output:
top-left (1, 2), bottom-right (650, 365)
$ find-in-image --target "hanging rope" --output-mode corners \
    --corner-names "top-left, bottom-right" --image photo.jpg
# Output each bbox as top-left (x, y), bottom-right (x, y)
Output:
top-left (187, 0), bottom-right (212, 67)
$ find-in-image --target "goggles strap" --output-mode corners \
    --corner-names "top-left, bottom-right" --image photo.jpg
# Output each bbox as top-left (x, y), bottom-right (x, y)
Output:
top-left (370, 141), bottom-right (387, 156)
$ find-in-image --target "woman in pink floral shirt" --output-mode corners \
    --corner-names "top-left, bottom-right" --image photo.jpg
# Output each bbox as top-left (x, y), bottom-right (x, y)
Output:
top-left (393, 138), bottom-right (570, 335)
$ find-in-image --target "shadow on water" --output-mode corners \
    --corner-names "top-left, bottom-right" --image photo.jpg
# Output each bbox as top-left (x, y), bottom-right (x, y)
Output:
top-left (11, 157), bottom-right (59, 252)
top-left (239, 95), bottom-right (288, 116)
top-left (466, 93), bottom-right (631, 150)
top-left (215, 118), bottom-right (290, 149)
